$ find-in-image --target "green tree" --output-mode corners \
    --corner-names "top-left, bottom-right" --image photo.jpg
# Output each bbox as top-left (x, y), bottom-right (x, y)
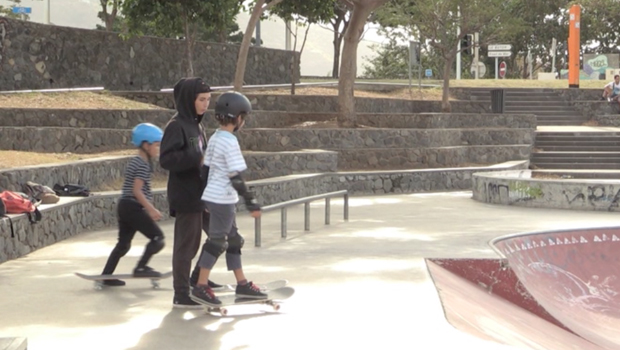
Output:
top-left (326, 2), bottom-right (351, 78)
top-left (362, 36), bottom-right (409, 79)
top-left (270, 0), bottom-right (335, 93)
top-left (375, 0), bottom-right (519, 112)
top-left (98, 0), bottom-right (122, 31)
top-left (123, 0), bottom-right (243, 75)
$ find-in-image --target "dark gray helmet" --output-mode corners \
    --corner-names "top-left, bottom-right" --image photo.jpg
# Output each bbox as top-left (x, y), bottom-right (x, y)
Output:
top-left (215, 91), bottom-right (252, 118)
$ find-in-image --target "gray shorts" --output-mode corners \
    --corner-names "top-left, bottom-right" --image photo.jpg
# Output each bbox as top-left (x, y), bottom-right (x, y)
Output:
top-left (199, 201), bottom-right (243, 270)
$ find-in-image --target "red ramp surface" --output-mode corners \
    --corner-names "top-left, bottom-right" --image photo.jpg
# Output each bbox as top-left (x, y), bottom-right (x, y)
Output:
top-left (427, 259), bottom-right (603, 350)
top-left (492, 226), bottom-right (620, 350)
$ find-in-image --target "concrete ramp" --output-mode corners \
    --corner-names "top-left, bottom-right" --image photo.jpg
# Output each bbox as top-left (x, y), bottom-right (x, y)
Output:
top-left (493, 227), bottom-right (620, 349)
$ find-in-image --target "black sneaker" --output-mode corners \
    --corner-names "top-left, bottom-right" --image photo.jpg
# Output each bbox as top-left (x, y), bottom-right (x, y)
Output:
top-left (191, 285), bottom-right (222, 306)
top-left (102, 279), bottom-right (126, 287)
top-left (173, 294), bottom-right (203, 309)
top-left (235, 281), bottom-right (267, 299)
top-left (133, 266), bottom-right (161, 278)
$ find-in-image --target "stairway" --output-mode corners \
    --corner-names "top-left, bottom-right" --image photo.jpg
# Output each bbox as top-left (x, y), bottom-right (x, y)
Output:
top-left (467, 88), bottom-right (588, 126)
top-left (531, 131), bottom-right (620, 170)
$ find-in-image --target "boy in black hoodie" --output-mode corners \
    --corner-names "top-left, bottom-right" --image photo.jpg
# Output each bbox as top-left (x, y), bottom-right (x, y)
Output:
top-left (160, 77), bottom-right (218, 308)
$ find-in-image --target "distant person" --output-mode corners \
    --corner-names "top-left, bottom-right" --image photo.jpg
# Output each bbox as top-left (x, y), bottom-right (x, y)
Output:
top-left (602, 74), bottom-right (620, 104)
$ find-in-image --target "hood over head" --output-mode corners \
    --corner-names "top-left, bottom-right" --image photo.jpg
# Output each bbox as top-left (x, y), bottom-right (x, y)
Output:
top-left (173, 77), bottom-right (212, 123)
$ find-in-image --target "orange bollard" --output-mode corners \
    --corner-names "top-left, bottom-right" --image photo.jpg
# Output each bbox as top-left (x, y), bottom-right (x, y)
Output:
top-left (568, 4), bottom-right (581, 88)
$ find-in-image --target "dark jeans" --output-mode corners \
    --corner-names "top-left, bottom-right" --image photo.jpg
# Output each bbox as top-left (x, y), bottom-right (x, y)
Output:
top-left (172, 210), bottom-right (210, 296)
top-left (102, 199), bottom-right (164, 275)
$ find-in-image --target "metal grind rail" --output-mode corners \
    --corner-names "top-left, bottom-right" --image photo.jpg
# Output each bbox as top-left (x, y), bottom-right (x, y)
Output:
top-left (253, 190), bottom-right (349, 247)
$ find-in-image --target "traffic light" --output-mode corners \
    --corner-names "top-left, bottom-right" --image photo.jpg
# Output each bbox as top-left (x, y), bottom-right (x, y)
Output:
top-left (461, 34), bottom-right (473, 55)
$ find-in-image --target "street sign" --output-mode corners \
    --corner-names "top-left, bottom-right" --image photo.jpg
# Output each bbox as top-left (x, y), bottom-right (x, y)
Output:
top-left (488, 51), bottom-right (512, 58)
top-left (12, 6), bottom-right (32, 14)
top-left (499, 61), bottom-right (507, 78)
top-left (488, 44), bottom-right (512, 51)
top-left (425, 69), bottom-right (432, 77)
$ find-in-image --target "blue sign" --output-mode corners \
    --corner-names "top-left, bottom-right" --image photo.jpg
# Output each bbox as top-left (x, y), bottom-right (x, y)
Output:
top-left (12, 7), bottom-right (32, 14)
top-left (425, 69), bottom-right (433, 77)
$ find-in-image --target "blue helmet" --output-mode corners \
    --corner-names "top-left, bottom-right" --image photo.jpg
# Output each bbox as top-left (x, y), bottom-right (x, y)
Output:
top-left (131, 123), bottom-right (163, 147)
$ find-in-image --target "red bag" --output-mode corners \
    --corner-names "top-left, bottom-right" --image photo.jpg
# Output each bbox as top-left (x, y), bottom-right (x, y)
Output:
top-left (0, 191), bottom-right (42, 226)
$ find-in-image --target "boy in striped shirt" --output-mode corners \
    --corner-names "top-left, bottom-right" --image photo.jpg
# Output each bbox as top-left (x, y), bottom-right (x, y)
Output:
top-left (100, 123), bottom-right (165, 285)
top-left (191, 92), bottom-right (265, 305)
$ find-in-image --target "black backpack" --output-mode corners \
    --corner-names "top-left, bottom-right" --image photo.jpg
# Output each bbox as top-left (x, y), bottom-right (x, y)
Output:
top-left (53, 184), bottom-right (91, 197)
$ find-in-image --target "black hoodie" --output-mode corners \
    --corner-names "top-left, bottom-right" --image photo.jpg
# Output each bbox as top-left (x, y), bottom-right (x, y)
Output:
top-left (160, 78), bottom-right (211, 213)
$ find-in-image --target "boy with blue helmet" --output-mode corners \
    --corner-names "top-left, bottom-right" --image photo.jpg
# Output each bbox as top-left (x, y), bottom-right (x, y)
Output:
top-left (100, 123), bottom-right (166, 285)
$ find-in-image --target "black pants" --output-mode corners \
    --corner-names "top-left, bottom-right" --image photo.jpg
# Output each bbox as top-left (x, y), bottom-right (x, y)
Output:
top-left (102, 199), bottom-right (164, 275)
top-left (172, 210), bottom-right (210, 296)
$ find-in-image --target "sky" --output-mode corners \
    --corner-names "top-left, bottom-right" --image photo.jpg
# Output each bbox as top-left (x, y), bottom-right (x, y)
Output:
top-left (0, 0), bottom-right (384, 77)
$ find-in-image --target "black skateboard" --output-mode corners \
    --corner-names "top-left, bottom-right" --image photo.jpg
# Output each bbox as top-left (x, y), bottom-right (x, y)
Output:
top-left (75, 271), bottom-right (172, 290)
top-left (193, 286), bottom-right (295, 316)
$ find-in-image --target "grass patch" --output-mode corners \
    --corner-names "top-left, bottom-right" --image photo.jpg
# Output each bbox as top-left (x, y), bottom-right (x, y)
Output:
top-left (0, 150), bottom-right (135, 169)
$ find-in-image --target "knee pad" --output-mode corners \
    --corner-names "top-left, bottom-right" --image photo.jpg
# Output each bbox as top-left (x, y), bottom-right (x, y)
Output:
top-left (204, 237), bottom-right (228, 258)
top-left (227, 234), bottom-right (244, 255)
top-left (146, 235), bottom-right (165, 254)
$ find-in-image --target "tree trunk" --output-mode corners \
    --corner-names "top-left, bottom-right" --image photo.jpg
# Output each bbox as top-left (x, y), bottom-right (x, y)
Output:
top-left (441, 56), bottom-right (454, 112)
top-left (337, 5), bottom-right (375, 128)
top-left (233, 0), bottom-right (284, 91)
top-left (183, 12), bottom-right (194, 76)
top-left (331, 19), bottom-right (343, 78)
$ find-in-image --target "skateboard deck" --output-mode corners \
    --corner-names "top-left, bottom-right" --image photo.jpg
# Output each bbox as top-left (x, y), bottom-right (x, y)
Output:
top-left (75, 271), bottom-right (172, 290)
top-left (219, 279), bottom-right (288, 293)
top-left (195, 286), bottom-right (295, 316)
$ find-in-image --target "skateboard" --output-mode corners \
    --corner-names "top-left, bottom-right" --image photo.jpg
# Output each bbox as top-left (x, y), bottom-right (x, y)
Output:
top-left (219, 279), bottom-right (289, 293)
top-left (194, 286), bottom-right (295, 316)
top-left (75, 271), bottom-right (172, 290)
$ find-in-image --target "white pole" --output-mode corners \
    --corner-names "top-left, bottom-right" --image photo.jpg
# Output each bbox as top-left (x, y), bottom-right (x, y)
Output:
top-left (495, 57), bottom-right (498, 79)
top-left (46, 0), bottom-right (50, 24)
top-left (551, 38), bottom-right (557, 73)
top-left (456, 7), bottom-right (461, 80)
top-left (474, 32), bottom-right (479, 79)
top-left (285, 21), bottom-right (291, 50)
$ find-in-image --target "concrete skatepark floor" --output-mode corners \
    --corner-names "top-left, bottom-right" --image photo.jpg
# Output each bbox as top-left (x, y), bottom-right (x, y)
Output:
top-left (2, 192), bottom-right (620, 350)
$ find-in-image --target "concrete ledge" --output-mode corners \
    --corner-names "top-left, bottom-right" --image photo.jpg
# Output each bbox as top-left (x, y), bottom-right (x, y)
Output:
top-left (1, 161), bottom-right (528, 264)
top-left (0, 338), bottom-right (27, 350)
top-left (472, 170), bottom-right (620, 211)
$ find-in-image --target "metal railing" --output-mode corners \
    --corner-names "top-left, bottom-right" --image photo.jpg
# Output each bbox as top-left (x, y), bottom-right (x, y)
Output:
top-left (254, 190), bottom-right (349, 247)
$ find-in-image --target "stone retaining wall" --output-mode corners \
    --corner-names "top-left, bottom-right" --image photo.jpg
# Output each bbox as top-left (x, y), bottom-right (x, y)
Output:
top-left (571, 101), bottom-right (618, 121)
top-left (0, 17), bottom-right (298, 91)
top-left (472, 170), bottom-right (620, 212)
top-left (0, 108), bottom-right (173, 129)
top-left (112, 91), bottom-right (492, 114)
top-left (0, 108), bottom-right (536, 130)
top-left (1, 161), bottom-right (528, 263)
top-left (339, 145), bottom-right (531, 170)
top-left (591, 114), bottom-right (620, 127)
top-left (0, 150), bottom-right (338, 192)
top-left (238, 128), bottom-right (535, 151)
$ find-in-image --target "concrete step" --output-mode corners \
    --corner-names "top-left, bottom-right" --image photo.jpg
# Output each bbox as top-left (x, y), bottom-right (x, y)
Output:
top-left (504, 101), bottom-right (571, 107)
top-left (530, 162), bottom-right (620, 170)
top-left (531, 151), bottom-right (620, 157)
top-left (530, 157), bottom-right (620, 164)
top-left (535, 139), bottom-right (620, 145)
top-left (534, 145), bottom-right (620, 151)
top-left (504, 106), bottom-right (580, 112)
top-left (537, 121), bottom-right (589, 126)
top-left (521, 111), bottom-right (584, 116)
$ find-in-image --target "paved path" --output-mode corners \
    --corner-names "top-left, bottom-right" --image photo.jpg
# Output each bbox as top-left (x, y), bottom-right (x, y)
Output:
top-left (2, 191), bottom-right (620, 350)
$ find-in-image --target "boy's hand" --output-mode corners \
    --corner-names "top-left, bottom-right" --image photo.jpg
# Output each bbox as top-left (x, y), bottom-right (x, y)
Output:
top-left (149, 208), bottom-right (163, 221)
top-left (250, 210), bottom-right (261, 219)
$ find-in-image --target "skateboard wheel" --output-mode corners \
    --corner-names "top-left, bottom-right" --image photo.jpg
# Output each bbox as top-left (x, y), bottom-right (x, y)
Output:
top-left (94, 282), bottom-right (103, 291)
top-left (151, 280), bottom-right (160, 289)
top-left (272, 303), bottom-right (281, 311)
top-left (220, 308), bottom-right (228, 316)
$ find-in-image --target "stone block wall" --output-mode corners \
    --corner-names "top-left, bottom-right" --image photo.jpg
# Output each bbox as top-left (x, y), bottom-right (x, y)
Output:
top-left (0, 17), bottom-right (298, 91)
top-left (113, 91), bottom-right (492, 114)
top-left (0, 108), bottom-right (174, 129)
top-left (1, 160), bottom-right (528, 263)
top-left (237, 128), bottom-right (534, 152)
top-left (0, 126), bottom-right (131, 153)
top-left (0, 150), bottom-right (337, 192)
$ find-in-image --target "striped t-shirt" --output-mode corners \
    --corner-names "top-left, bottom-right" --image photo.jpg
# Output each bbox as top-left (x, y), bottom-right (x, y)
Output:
top-left (201, 129), bottom-right (247, 204)
top-left (121, 156), bottom-right (153, 202)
